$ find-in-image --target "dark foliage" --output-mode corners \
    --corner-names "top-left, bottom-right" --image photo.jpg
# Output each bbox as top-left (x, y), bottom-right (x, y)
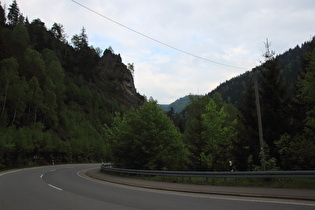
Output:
top-left (0, 1), bottom-right (144, 168)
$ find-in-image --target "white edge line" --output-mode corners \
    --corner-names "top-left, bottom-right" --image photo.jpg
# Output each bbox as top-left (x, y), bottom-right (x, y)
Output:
top-left (77, 170), bottom-right (315, 207)
top-left (0, 169), bottom-right (23, 177)
top-left (48, 184), bottom-right (63, 191)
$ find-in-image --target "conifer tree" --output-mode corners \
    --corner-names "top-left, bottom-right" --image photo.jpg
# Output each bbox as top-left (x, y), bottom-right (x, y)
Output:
top-left (71, 27), bottom-right (88, 50)
top-left (7, 0), bottom-right (20, 26)
top-left (0, 1), bottom-right (6, 27)
top-left (50, 23), bottom-right (67, 43)
top-left (259, 57), bottom-right (287, 158)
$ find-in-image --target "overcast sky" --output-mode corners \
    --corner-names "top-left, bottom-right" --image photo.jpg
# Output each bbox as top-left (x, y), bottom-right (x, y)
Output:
top-left (3, 0), bottom-right (315, 104)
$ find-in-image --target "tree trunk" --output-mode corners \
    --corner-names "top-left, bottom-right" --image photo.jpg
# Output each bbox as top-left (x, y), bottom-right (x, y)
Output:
top-left (11, 97), bottom-right (21, 125)
top-left (1, 82), bottom-right (9, 120)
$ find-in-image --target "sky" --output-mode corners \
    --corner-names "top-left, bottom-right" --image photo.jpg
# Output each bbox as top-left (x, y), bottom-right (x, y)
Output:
top-left (2, 0), bottom-right (315, 104)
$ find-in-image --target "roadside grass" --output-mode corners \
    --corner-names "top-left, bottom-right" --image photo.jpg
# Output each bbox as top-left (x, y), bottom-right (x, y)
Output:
top-left (113, 173), bottom-right (315, 189)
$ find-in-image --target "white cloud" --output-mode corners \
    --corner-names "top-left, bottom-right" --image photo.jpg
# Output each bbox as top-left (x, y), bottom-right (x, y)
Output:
top-left (3, 0), bottom-right (315, 104)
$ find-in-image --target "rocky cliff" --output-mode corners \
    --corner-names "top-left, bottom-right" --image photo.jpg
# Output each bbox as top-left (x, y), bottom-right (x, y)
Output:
top-left (92, 49), bottom-right (144, 108)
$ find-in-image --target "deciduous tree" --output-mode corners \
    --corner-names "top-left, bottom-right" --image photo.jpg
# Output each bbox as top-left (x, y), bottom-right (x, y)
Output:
top-left (106, 99), bottom-right (186, 170)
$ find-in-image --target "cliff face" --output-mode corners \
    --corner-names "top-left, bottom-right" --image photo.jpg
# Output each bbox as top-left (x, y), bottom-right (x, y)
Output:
top-left (92, 49), bottom-right (144, 108)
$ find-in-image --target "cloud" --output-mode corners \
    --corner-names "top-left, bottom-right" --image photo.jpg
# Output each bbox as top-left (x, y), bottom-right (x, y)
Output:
top-left (4, 0), bottom-right (315, 104)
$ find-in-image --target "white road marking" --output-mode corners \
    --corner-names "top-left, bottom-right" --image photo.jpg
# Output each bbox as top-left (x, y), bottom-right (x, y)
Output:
top-left (40, 174), bottom-right (43, 178)
top-left (0, 169), bottom-right (23, 177)
top-left (48, 184), bottom-right (63, 191)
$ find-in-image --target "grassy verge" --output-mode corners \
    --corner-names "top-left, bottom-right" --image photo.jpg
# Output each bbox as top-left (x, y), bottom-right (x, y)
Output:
top-left (151, 176), bottom-right (315, 188)
top-left (109, 172), bottom-right (315, 189)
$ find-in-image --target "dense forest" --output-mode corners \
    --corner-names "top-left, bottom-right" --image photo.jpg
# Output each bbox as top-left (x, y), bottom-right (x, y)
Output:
top-left (162, 38), bottom-right (315, 171)
top-left (181, 38), bottom-right (315, 171)
top-left (0, 1), bottom-right (143, 168)
top-left (1, 1), bottom-right (314, 171)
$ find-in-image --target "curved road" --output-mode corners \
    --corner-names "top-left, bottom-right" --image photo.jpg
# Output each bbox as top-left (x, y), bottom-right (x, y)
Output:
top-left (0, 164), bottom-right (314, 210)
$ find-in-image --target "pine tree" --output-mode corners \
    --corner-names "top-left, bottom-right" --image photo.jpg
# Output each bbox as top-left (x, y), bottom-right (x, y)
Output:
top-left (7, 0), bottom-right (20, 26)
top-left (259, 57), bottom-right (287, 157)
top-left (234, 75), bottom-right (261, 170)
top-left (71, 27), bottom-right (88, 50)
top-left (0, 1), bottom-right (6, 27)
top-left (50, 23), bottom-right (67, 43)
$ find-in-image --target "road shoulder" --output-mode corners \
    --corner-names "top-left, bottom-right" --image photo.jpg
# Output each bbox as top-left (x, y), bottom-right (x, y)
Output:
top-left (84, 168), bottom-right (315, 202)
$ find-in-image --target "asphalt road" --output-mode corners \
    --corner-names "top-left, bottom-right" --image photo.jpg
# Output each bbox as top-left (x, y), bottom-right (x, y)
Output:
top-left (0, 164), bottom-right (314, 210)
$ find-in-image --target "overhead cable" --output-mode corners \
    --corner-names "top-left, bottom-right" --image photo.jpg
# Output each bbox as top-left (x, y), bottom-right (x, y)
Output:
top-left (71, 0), bottom-right (246, 70)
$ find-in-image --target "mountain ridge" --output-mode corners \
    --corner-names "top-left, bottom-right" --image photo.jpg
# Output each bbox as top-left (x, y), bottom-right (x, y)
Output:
top-left (163, 40), bottom-right (311, 112)
top-left (159, 95), bottom-right (201, 113)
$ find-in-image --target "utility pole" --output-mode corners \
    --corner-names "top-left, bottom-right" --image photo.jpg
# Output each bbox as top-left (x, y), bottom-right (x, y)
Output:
top-left (254, 38), bottom-right (275, 171)
top-left (253, 69), bottom-right (265, 171)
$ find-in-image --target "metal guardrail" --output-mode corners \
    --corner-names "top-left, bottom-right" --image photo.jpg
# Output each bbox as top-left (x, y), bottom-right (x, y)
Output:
top-left (101, 164), bottom-right (315, 178)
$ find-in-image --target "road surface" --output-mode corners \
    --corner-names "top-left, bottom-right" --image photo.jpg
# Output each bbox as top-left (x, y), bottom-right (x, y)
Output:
top-left (0, 164), bottom-right (314, 210)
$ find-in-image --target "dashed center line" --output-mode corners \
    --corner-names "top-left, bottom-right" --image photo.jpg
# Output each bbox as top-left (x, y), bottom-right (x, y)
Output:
top-left (48, 184), bottom-right (63, 191)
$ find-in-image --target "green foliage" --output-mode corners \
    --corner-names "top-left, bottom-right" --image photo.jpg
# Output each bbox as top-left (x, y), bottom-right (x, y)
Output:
top-left (252, 142), bottom-right (279, 171)
top-left (0, 2), bottom-right (6, 27)
top-left (275, 133), bottom-right (315, 170)
top-left (71, 27), bottom-right (88, 50)
top-left (11, 22), bottom-right (30, 54)
top-left (160, 95), bottom-right (200, 114)
top-left (183, 94), bottom-right (238, 171)
top-left (208, 42), bottom-right (311, 108)
top-left (183, 95), bottom-right (210, 170)
top-left (231, 42), bottom-right (314, 171)
top-left (1, 0), bottom-right (314, 172)
top-left (259, 57), bottom-right (287, 157)
top-left (7, 0), bottom-right (20, 26)
top-left (299, 39), bottom-right (315, 132)
top-left (273, 38), bottom-right (315, 170)
top-left (200, 99), bottom-right (237, 170)
top-left (0, 57), bottom-right (19, 125)
top-left (0, 1), bottom-right (143, 168)
top-left (50, 23), bottom-right (67, 43)
top-left (0, 123), bottom-right (71, 167)
top-left (106, 99), bottom-right (186, 170)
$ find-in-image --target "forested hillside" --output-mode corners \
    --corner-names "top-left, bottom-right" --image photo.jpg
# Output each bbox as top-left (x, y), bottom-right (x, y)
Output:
top-left (208, 42), bottom-right (310, 107)
top-left (1, 1), bottom-right (314, 172)
top-left (159, 95), bottom-right (201, 113)
top-left (182, 38), bottom-right (315, 171)
top-left (0, 1), bottom-right (143, 168)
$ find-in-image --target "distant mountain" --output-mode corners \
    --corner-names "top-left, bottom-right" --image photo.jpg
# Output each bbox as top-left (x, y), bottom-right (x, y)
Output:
top-left (159, 95), bottom-right (201, 113)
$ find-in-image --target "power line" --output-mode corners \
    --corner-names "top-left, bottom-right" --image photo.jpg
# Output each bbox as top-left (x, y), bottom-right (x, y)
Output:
top-left (71, 0), bottom-right (246, 70)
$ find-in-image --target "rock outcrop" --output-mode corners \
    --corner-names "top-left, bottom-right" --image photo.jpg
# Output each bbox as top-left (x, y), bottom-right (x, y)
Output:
top-left (92, 49), bottom-right (144, 108)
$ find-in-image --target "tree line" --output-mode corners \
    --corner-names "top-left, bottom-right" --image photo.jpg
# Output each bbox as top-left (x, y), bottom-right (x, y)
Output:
top-left (106, 38), bottom-right (315, 171)
top-left (0, 1), bottom-right (131, 168)
top-left (1, 1), bottom-right (314, 171)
